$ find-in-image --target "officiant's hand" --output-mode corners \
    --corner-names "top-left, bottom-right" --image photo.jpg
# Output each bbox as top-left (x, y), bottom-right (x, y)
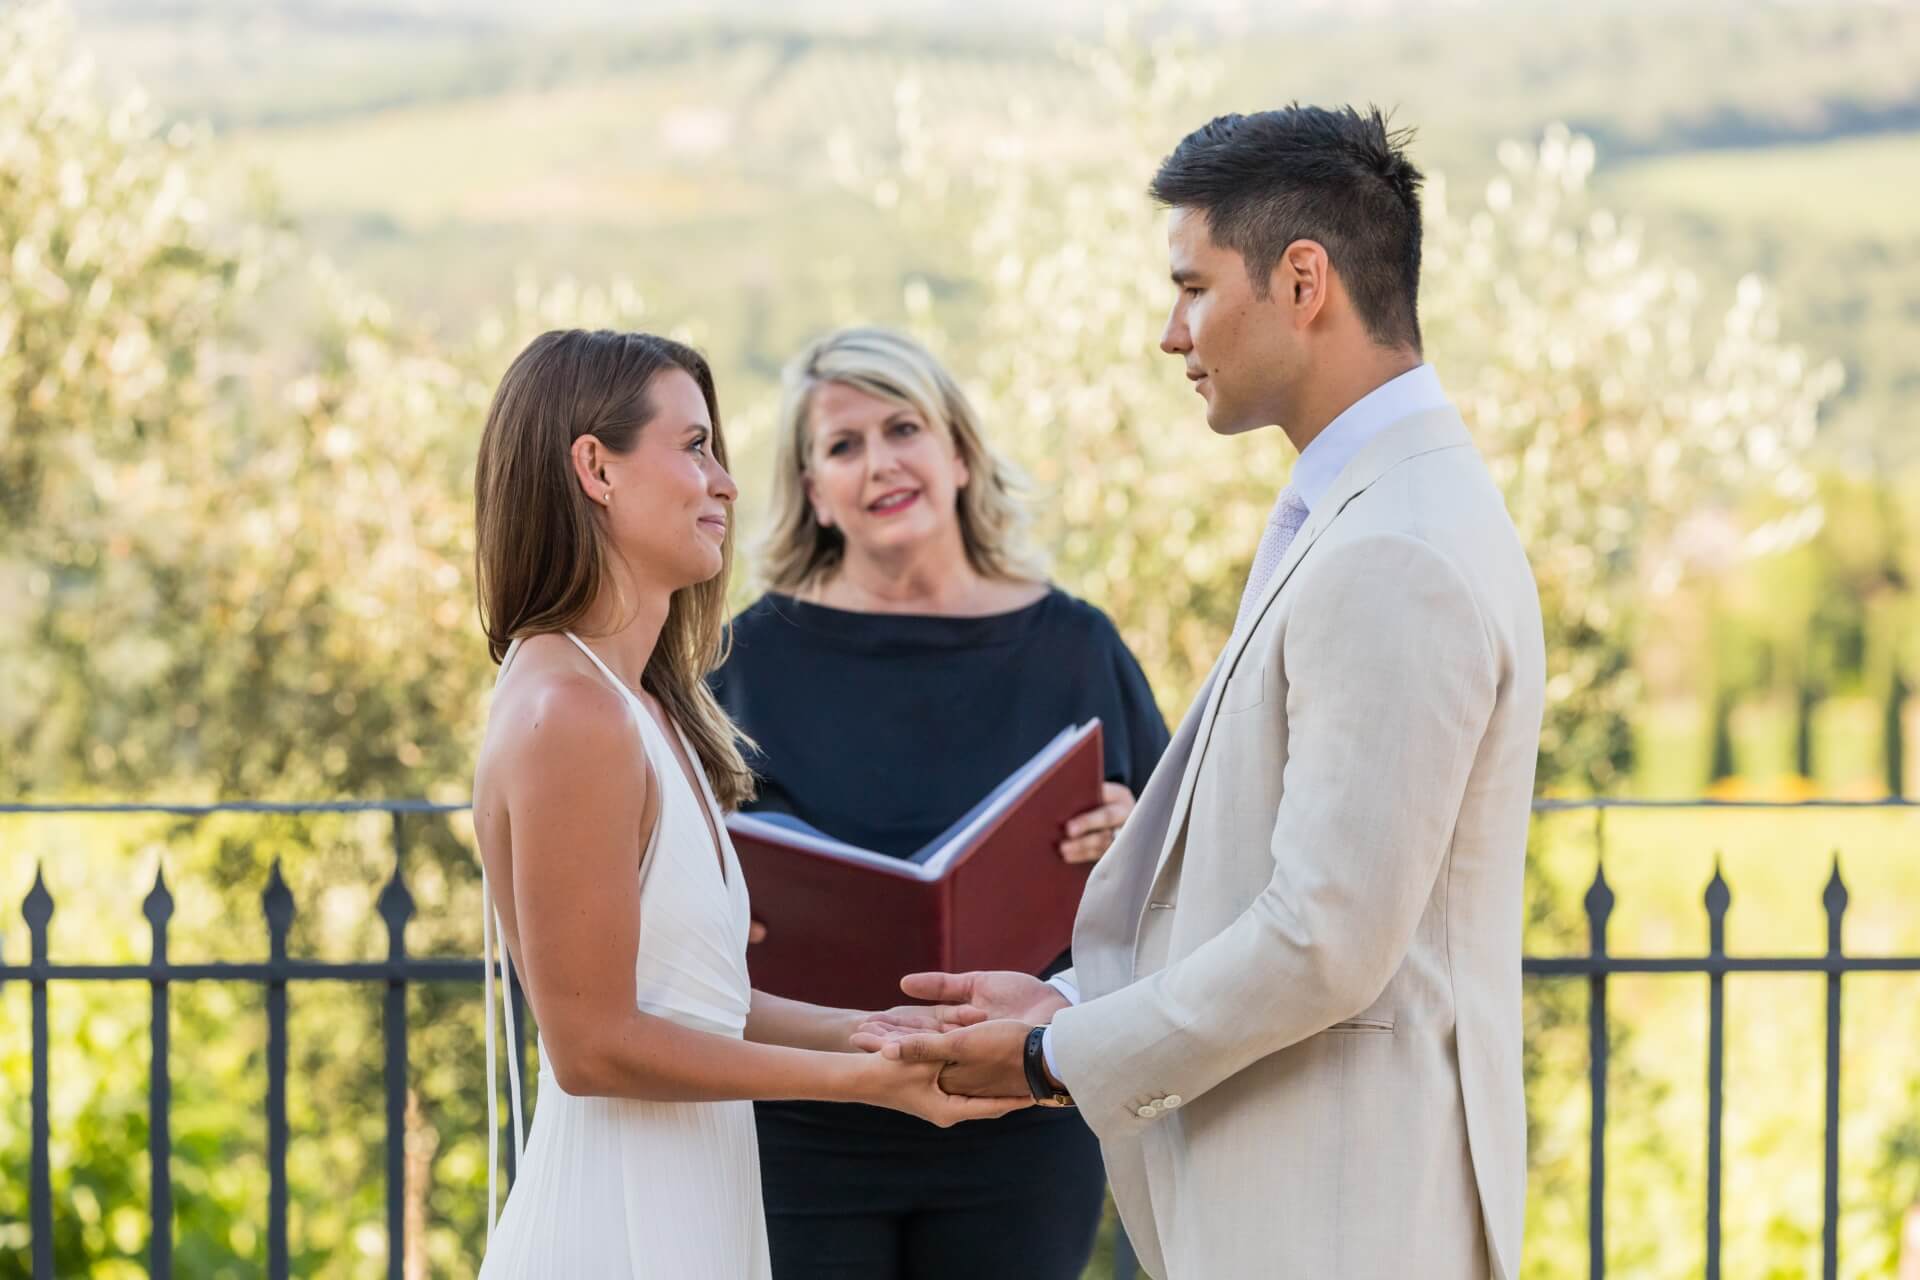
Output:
top-left (881, 1019), bottom-right (1033, 1099)
top-left (1059, 782), bottom-right (1134, 862)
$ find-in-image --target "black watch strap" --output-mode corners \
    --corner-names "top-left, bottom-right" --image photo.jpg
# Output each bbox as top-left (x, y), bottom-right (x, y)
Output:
top-left (1023, 1024), bottom-right (1074, 1108)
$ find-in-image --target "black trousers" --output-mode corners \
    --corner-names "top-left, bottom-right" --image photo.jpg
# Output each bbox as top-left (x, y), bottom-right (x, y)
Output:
top-left (756, 1098), bottom-right (1107, 1280)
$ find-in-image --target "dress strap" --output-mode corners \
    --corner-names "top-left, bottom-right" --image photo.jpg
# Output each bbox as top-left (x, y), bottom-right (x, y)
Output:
top-left (482, 872), bottom-right (525, 1240)
top-left (561, 631), bottom-right (636, 703)
top-left (484, 639), bottom-right (527, 1241)
top-left (560, 631), bottom-right (678, 774)
top-left (668, 715), bottom-right (727, 830)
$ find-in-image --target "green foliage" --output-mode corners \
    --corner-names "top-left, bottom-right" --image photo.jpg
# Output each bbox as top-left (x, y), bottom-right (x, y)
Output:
top-left (1, 1), bottom-right (250, 794)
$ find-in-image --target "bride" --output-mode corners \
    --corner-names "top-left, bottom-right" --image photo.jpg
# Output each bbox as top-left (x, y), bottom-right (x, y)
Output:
top-left (469, 329), bottom-right (1026, 1277)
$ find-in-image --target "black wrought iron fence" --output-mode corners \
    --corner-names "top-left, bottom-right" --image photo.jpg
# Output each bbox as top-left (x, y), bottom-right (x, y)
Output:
top-left (0, 800), bottom-right (511, 1280)
top-left (1521, 798), bottom-right (1920, 1280)
top-left (3, 798), bottom-right (1917, 1280)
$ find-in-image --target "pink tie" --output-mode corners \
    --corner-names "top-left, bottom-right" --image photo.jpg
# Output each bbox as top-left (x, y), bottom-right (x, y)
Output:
top-left (1235, 486), bottom-right (1310, 631)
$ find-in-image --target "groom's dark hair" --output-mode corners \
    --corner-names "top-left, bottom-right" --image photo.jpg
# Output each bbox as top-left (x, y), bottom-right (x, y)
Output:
top-left (1150, 105), bottom-right (1425, 352)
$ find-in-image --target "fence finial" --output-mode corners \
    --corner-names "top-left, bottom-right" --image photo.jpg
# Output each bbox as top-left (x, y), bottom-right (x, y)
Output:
top-left (1705, 858), bottom-right (1731, 957)
top-left (1584, 864), bottom-right (1615, 952)
top-left (262, 860), bottom-right (296, 959)
top-left (23, 863), bottom-right (53, 931)
top-left (1822, 855), bottom-right (1848, 905)
top-left (377, 862), bottom-right (416, 937)
top-left (1704, 859), bottom-right (1731, 917)
top-left (143, 864), bottom-right (175, 929)
top-left (1822, 854), bottom-right (1849, 953)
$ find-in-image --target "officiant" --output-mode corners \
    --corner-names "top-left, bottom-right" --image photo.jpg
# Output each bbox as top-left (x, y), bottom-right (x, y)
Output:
top-left (710, 326), bottom-right (1169, 1280)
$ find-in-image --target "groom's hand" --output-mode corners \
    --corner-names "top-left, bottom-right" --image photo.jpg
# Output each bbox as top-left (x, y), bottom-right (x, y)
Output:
top-left (898, 970), bottom-right (1069, 1026)
top-left (884, 1019), bottom-right (1033, 1099)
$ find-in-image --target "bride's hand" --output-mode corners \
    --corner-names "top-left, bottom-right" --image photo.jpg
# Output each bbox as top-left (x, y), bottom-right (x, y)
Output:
top-left (849, 1000), bottom-right (988, 1048)
top-left (853, 1052), bottom-right (1031, 1127)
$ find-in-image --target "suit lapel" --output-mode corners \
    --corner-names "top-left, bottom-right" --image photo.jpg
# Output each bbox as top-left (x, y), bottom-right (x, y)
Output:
top-left (1070, 657), bottom-right (1221, 994)
top-left (1148, 407), bottom-right (1474, 884)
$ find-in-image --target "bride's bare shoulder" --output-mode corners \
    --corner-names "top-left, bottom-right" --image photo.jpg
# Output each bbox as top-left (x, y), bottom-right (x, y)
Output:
top-left (485, 636), bottom-right (635, 767)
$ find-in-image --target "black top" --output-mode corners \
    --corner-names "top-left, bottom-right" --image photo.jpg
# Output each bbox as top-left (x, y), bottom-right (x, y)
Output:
top-left (714, 586), bottom-right (1170, 1146)
top-left (711, 588), bottom-right (1170, 863)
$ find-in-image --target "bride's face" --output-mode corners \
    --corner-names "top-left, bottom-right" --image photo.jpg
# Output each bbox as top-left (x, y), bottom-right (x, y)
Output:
top-left (579, 368), bottom-right (737, 592)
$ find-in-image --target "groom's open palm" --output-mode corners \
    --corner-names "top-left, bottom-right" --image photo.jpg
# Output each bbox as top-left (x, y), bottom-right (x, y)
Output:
top-left (851, 970), bottom-right (1067, 1049)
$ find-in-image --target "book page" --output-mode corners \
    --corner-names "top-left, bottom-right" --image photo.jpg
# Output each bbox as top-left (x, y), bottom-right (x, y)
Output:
top-left (725, 811), bottom-right (924, 876)
top-left (724, 720), bottom-right (1100, 882)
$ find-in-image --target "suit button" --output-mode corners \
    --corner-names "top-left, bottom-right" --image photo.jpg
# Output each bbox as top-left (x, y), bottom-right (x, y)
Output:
top-left (1136, 1103), bottom-right (1160, 1119)
top-left (1162, 1095), bottom-right (1182, 1109)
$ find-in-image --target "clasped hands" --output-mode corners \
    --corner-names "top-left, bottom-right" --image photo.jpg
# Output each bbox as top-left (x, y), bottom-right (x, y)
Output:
top-left (853, 969), bottom-right (1071, 1102)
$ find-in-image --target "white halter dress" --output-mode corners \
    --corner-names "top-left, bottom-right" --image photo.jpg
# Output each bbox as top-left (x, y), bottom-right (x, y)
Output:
top-left (477, 633), bottom-right (770, 1278)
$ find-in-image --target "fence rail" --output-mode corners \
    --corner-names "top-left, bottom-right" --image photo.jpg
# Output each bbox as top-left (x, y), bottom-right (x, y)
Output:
top-left (3, 799), bottom-right (1917, 1279)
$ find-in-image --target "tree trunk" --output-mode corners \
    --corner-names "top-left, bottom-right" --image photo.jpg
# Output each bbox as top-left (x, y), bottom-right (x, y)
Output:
top-left (1709, 691), bottom-right (1738, 783)
top-left (1794, 680), bottom-right (1817, 781)
top-left (1885, 669), bottom-right (1908, 799)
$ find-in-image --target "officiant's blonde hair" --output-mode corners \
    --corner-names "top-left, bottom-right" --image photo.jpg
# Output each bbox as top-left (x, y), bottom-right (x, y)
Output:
top-left (761, 327), bottom-right (1041, 591)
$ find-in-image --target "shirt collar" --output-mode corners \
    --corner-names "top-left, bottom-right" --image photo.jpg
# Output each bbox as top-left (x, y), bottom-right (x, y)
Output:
top-left (1288, 363), bottom-right (1450, 513)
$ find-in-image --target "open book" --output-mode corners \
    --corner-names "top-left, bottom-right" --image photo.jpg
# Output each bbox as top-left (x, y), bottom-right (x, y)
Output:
top-left (727, 720), bottom-right (1104, 1010)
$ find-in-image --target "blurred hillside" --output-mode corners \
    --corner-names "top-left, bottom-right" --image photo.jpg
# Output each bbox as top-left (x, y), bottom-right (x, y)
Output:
top-left (66, 0), bottom-right (1920, 466)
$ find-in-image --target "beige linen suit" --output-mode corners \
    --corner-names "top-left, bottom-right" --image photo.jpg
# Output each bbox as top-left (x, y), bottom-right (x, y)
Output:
top-left (1049, 406), bottom-right (1545, 1279)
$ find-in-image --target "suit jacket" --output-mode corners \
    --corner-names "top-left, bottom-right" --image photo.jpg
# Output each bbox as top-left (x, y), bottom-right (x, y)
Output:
top-left (1049, 406), bottom-right (1545, 1279)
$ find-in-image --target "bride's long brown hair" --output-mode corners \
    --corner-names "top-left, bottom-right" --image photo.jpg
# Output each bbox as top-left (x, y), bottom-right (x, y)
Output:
top-left (474, 329), bottom-right (755, 810)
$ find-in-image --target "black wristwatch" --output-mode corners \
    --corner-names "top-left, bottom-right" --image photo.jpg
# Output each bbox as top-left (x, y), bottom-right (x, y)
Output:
top-left (1023, 1024), bottom-right (1075, 1108)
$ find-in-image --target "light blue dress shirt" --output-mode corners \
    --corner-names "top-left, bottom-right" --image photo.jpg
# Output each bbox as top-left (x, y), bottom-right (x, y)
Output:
top-left (1285, 362), bottom-right (1451, 514)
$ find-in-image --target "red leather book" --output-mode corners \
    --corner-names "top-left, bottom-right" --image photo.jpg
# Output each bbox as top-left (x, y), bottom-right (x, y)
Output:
top-left (726, 721), bottom-right (1104, 1011)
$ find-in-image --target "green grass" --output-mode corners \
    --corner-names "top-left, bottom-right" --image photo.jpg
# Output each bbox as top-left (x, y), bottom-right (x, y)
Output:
top-left (1600, 130), bottom-right (1920, 242)
top-left (208, 64), bottom-right (782, 229)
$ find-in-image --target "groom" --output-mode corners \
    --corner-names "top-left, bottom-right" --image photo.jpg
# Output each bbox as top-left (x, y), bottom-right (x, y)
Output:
top-left (872, 107), bottom-right (1545, 1278)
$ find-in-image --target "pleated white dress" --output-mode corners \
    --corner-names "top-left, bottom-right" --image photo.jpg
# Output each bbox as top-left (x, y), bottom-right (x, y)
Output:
top-left (478, 633), bottom-right (771, 1279)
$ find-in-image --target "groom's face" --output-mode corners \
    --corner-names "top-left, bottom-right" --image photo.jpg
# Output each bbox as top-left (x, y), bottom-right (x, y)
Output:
top-left (1160, 207), bottom-right (1295, 436)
